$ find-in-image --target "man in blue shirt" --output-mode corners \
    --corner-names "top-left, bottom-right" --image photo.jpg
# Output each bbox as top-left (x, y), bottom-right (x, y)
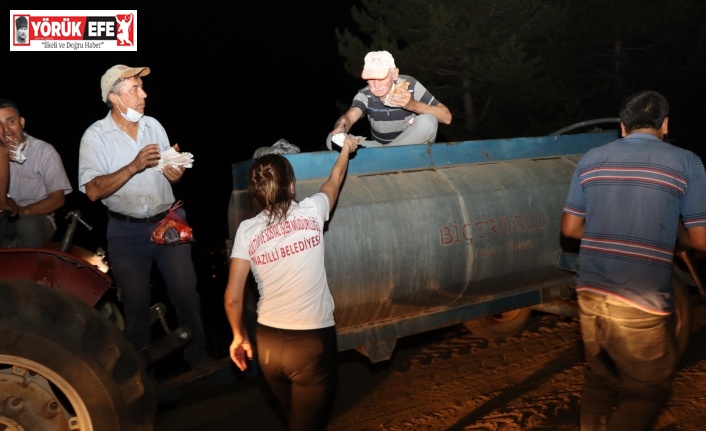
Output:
top-left (562, 90), bottom-right (706, 430)
top-left (79, 64), bottom-right (217, 374)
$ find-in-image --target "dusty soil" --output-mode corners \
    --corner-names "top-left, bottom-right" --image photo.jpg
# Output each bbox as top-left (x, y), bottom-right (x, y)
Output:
top-left (156, 293), bottom-right (706, 431)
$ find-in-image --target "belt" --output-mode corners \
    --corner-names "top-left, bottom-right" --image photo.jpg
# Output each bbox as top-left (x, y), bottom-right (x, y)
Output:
top-left (108, 210), bottom-right (168, 223)
top-left (578, 290), bottom-right (631, 307)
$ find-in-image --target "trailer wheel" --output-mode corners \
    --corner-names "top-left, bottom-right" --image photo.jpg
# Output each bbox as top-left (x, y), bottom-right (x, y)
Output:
top-left (463, 307), bottom-right (533, 339)
top-left (673, 276), bottom-right (692, 360)
top-left (0, 280), bottom-right (156, 431)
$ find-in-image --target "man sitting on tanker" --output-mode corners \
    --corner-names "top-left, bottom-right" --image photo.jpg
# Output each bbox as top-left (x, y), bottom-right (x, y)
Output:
top-left (326, 50), bottom-right (452, 150)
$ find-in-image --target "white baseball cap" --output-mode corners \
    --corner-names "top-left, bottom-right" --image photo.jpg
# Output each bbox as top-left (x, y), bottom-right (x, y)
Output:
top-left (361, 51), bottom-right (396, 80)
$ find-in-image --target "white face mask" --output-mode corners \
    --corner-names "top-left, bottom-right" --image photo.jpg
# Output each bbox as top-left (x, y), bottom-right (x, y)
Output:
top-left (8, 140), bottom-right (26, 164)
top-left (115, 95), bottom-right (144, 122)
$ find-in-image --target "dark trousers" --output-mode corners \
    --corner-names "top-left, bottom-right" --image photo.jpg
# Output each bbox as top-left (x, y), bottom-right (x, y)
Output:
top-left (256, 323), bottom-right (337, 431)
top-left (577, 291), bottom-right (677, 431)
top-left (1, 214), bottom-right (55, 248)
top-left (107, 209), bottom-right (208, 364)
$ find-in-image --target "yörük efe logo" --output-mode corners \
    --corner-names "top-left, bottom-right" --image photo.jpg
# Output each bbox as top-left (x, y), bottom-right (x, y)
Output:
top-left (10, 10), bottom-right (138, 52)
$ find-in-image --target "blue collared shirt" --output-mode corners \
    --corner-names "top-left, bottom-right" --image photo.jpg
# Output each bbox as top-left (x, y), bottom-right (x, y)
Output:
top-left (563, 133), bottom-right (706, 313)
top-left (78, 112), bottom-right (175, 218)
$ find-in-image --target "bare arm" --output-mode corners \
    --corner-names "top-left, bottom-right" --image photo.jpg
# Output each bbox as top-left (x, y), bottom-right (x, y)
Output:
top-left (0, 146), bottom-right (10, 211)
top-left (678, 221), bottom-right (706, 252)
top-left (561, 213), bottom-right (585, 240)
top-left (404, 100), bottom-right (452, 125)
top-left (331, 107), bottom-right (364, 136)
top-left (84, 144), bottom-right (161, 201)
top-left (224, 257), bottom-right (254, 371)
top-left (385, 86), bottom-right (452, 125)
top-left (319, 137), bottom-right (358, 212)
top-left (16, 190), bottom-right (64, 216)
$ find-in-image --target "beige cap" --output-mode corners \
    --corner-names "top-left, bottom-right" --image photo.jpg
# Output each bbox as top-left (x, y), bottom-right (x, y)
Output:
top-left (361, 51), bottom-right (396, 80)
top-left (100, 64), bottom-right (150, 102)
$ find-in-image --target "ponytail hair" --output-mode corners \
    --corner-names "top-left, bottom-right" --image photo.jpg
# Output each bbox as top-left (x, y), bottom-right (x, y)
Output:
top-left (248, 154), bottom-right (296, 225)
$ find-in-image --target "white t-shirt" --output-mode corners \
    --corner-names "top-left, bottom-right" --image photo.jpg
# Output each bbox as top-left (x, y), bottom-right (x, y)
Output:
top-left (231, 193), bottom-right (335, 330)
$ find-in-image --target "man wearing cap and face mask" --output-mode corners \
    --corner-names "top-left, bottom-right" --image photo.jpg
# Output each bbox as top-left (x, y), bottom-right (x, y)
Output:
top-left (78, 65), bottom-right (218, 374)
top-left (326, 50), bottom-right (452, 150)
top-left (15, 16), bottom-right (28, 44)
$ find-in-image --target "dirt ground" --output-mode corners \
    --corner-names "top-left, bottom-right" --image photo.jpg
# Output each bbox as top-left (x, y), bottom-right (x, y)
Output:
top-left (156, 292), bottom-right (706, 431)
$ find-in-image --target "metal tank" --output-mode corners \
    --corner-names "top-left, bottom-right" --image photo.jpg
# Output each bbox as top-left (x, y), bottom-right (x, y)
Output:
top-left (228, 131), bottom-right (619, 362)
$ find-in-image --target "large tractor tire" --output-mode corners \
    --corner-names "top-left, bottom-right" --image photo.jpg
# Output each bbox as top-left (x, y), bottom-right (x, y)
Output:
top-left (0, 280), bottom-right (156, 431)
top-left (463, 307), bottom-right (534, 339)
top-left (463, 278), bottom-right (692, 357)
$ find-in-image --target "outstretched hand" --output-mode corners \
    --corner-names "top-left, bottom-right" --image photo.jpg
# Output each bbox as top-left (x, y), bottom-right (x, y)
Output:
top-left (332, 116), bottom-right (350, 136)
top-left (341, 135), bottom-right (359, 153)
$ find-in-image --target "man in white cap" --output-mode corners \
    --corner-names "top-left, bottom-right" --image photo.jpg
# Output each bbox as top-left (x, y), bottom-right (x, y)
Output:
top-left (326, 50), bottom-right (452, 149)
top-left (78, 64), bottom-right (218, 375)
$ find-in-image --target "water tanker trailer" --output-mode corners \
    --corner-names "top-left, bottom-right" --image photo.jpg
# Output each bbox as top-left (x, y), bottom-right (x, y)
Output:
top-left (229, 128), bottom-right (699, 364)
